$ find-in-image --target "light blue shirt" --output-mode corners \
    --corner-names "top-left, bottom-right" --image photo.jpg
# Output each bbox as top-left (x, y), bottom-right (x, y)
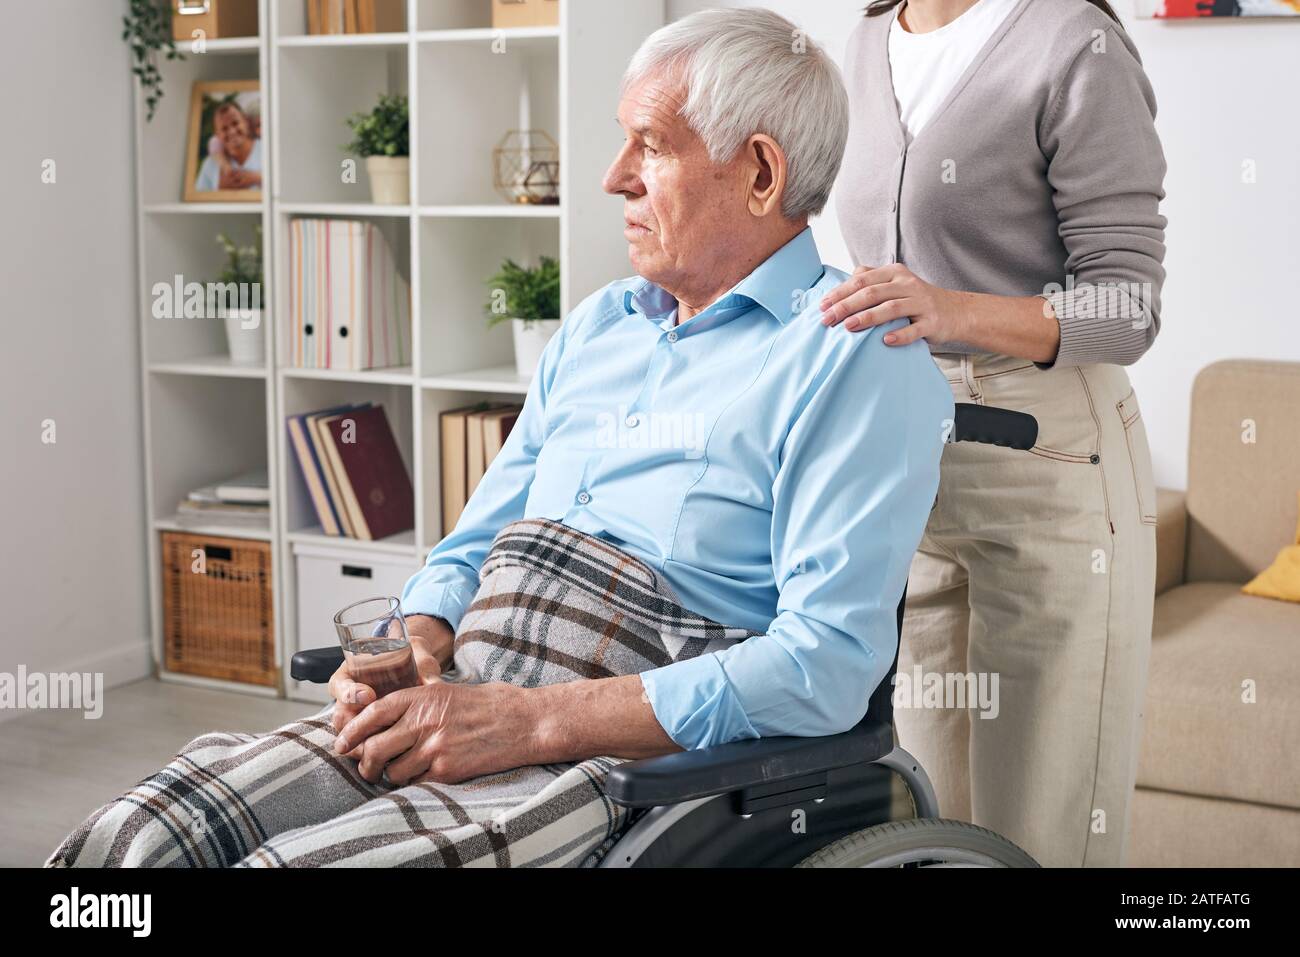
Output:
top-left (402, 228), bottom-right (953, 750)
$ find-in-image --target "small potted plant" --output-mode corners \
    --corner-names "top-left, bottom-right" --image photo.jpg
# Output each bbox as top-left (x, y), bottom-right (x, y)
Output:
top-left (485, 256), bottom-right (561, 377)
top-left (344, 93), bottom-right (410, 205)
top-left (214, 226), bottom-right (264, 367)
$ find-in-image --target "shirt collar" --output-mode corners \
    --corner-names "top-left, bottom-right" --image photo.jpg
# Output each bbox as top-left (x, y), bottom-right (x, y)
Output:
top-left (622, 226), bottom-right (824, 329)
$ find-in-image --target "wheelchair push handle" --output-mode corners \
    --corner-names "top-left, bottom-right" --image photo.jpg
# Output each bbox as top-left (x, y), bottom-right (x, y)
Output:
top-left (949, 404), bottom-right (1038, 451)
top-left (291, 646), bottom-right (345, 684)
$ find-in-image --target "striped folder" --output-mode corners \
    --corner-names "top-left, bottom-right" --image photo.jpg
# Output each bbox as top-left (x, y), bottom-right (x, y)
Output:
top-left (288, 218), bottom-right (411, 371)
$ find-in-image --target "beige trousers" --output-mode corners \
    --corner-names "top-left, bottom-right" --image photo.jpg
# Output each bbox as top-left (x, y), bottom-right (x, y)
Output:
top-left (898, 353), bottom-right (1157, 867)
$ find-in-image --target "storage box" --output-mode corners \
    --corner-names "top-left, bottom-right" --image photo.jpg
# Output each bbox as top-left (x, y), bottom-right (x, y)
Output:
top-left (171, 0), bottom-right (259, 42)
top-left (292, 543), bottom-right (417, 701)
top-left (161, 532), bottom-right (277, 687)
top-left (492, 0), bottom-right (560, 30)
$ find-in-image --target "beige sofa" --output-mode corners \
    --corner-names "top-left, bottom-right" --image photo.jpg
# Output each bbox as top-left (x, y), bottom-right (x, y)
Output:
top-left (1129, 359), bottom-right (1300, 867)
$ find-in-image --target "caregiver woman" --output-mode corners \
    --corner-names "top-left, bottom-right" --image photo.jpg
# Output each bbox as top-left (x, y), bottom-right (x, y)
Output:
top-left (821, 0), bottom-right (1166, 867)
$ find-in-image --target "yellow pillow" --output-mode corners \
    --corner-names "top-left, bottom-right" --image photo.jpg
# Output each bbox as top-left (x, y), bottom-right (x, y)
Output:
top-left (1241, 492), bottom-right (1300, 604)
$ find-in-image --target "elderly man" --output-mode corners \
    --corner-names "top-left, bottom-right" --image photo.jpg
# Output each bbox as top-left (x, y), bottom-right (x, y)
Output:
top-left (50, 9), bottom-right (951, 869)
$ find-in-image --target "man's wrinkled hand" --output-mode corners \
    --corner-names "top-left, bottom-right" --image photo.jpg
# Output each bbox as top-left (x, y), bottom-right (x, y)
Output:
top-left (333, 680), bottom-right (541, 786)
top-left (328, 615), bottom-right (454, 759)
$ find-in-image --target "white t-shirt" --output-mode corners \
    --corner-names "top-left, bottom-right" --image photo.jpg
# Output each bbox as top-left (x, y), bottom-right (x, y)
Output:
top-left (887, 0), bottom-right (1018, 143)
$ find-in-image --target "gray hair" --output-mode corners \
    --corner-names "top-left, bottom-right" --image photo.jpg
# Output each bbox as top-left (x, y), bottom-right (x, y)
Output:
top-left (622, 8), bottom-right (849, 221)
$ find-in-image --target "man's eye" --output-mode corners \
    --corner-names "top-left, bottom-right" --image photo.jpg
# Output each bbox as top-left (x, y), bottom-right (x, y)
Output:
top-left (643, 145), bottom-right (658, 156)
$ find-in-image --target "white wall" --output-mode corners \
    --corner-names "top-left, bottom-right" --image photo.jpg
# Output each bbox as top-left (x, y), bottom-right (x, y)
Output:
top-left (0, 0), bottom-right (151, 703)
top-left (665, 0), bottom-right (1300, 488)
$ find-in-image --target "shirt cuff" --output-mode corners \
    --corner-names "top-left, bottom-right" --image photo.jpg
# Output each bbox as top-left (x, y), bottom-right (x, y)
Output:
top-left (639, 653), bottom-right (760, 751)
top-left (399, 576), bottom-right (478, 633)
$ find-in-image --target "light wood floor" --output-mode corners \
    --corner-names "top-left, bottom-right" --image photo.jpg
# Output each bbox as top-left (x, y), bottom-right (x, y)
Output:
top-left (0, 678), bottom-right (312, 867)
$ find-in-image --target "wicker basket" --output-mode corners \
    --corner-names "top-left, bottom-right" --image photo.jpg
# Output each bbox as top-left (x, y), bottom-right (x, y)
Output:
top-left (161, 532), bottom-right (277, 687)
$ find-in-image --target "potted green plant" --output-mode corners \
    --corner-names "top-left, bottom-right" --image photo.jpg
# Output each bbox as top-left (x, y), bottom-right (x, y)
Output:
top-left (344, 93), bottom-right (410, 205)
top-left (214, 226), bottom-right (264, 366)
top-left (485, 256), bottom-right (561, 377)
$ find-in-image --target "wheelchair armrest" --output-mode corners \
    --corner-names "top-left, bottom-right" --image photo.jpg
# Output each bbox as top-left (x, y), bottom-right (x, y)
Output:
top-left (291, 646), bottom-right (344, 683)
top-left (604, 719), bottom-right (893, 809)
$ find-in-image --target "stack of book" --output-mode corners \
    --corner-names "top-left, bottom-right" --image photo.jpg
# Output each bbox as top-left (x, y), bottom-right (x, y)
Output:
top-left (177, 469), bottom-right (270, 531)
top-left (440, 403), bottom-right (524, 531)
top-left (288, 218), bottom-right (411, 371)
top-left (306, 0), bottom-right (404, 34)
top-left (288, 403), bottom-right (414, 541)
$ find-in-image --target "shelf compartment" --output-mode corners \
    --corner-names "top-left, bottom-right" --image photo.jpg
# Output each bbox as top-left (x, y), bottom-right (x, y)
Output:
top-left (146, 375), bottom-right (269, 528)
top-left (279, 375), bottom-right (416, 547)
top-left (415, 36), bottom-right (558, 207)
top-left (275, 43), bottom-right (408, 206)
top-left (143, 214), bottom-right (268, 365)
top-left (273, 210), bottom-right (412, 374)
top-left (419, 216), bottom-right (558, 377)
top-left (138, 51), bottom-right (262, 208)
top-left (275, 0), bottom-right (409, 41)
top-left (418, 387), bottom-right (525, 545)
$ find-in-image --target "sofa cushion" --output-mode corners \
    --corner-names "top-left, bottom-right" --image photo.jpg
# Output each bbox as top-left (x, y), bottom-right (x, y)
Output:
top-left (1140, 582), bottom-right (1300, 809)
top-left (1186, 360), bottom-right (1300, 584)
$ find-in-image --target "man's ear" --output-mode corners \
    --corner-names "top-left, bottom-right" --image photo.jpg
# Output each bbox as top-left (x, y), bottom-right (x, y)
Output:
top-left (745, 134), bottom-right (789, 218)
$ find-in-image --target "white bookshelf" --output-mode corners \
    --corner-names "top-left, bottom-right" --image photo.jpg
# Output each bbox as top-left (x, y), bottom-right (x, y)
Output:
top-left (132, 0), bottom-right (664, 700)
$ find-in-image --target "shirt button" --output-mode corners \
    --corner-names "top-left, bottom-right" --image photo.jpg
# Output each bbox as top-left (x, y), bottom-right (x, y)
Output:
top-left (666, 330), bottom-right (679, 343)
top-left (576, 490), bottom-right (591, 506)
top-left (625, 414), bottom-right (640, 428)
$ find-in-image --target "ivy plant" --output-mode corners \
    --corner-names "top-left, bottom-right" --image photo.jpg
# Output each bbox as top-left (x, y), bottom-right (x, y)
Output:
top-left (123, 0), bottom-right (185, 122)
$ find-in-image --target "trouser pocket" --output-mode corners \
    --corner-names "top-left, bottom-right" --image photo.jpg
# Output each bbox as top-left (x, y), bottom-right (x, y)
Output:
top-left (1115, 388), bottom-right (1157, 525)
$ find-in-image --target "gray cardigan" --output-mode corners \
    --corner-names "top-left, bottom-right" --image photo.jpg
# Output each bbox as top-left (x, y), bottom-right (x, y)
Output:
top-left (836, 0), bottom-right (1167, 367)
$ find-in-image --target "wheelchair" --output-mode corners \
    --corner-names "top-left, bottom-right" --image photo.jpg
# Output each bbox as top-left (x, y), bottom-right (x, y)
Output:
top-left (292, 404), bottom-right (1041, 867)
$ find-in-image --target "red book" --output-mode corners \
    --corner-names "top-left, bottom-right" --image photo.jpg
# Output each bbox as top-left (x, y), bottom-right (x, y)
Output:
top-left (324, 405), bottom-right (414, 541)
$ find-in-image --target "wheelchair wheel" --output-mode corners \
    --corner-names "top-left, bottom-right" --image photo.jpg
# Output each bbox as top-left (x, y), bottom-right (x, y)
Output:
top-left (795, 818), bottom-right (1039, 868)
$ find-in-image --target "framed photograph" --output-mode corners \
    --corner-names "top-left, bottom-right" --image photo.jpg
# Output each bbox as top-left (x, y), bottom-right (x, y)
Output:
top-left (183, 79), bottom-right (263, 203)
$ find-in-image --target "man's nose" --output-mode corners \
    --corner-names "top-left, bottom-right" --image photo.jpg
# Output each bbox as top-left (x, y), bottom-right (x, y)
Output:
top-left (602, 145), bottom-right (643, 198)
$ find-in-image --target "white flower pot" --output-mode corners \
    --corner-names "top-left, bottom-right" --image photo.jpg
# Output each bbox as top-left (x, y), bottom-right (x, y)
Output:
top-left (511, 318), bottom-right (561, 378)
top-left (366, 156), bottom-right (410, 205)
top-left (223, 310), bottom-right (265, 367)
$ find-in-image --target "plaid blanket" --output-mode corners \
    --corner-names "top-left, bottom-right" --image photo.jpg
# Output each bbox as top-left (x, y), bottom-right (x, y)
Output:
top-left (48, 519), bottom-right (755, 868)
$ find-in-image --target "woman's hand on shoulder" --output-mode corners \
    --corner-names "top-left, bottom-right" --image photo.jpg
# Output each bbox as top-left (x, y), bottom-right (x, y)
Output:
top-left (819, 263), bottom-right (969, 347)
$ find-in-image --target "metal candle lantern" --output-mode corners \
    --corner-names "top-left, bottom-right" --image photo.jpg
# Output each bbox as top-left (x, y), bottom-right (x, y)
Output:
top-left (492, 130), bottom-right (560, 205)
